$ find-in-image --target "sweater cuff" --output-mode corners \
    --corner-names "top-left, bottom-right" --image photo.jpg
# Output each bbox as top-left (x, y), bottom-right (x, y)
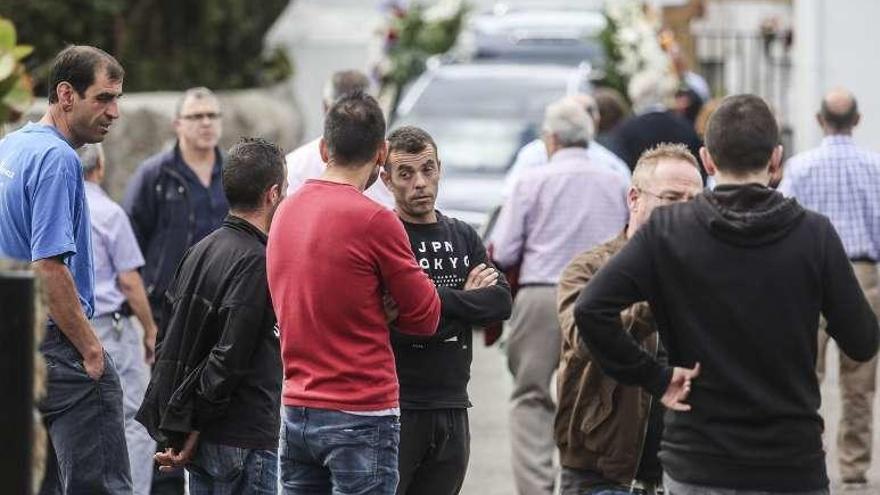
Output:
top-left (645, 365), bottom-right (674, 398)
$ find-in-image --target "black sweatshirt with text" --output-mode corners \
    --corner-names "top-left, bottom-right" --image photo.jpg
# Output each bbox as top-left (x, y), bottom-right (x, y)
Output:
top-left (393, 211), bottom-right (512, 409)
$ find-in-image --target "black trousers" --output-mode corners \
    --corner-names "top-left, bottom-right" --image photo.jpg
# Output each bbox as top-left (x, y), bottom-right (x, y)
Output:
top-left (397, 408), bottom-right (470, 495)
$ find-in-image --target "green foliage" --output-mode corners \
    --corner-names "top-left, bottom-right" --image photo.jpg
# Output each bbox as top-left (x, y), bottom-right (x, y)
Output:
top-left (382, 2), bottom-right (468, 91)
top-left (0, 16), bottom-right (34, 123)
top-left (597, 13), bottom-right (628, 101)
top-left (0, 0), bottom-right (292, 94)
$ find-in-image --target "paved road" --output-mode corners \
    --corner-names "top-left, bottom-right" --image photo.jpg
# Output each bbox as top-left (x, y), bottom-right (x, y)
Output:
top-left (463, 331), bottom-right (879, 494)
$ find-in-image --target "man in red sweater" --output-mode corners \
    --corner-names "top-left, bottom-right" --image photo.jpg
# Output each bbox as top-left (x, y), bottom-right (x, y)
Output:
top-left (267, 92), bottom-right (441, 494)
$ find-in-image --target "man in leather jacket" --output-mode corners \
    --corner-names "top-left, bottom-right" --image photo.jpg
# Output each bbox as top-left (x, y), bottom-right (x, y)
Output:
top-left (556, 144), bottom-right (703, 495)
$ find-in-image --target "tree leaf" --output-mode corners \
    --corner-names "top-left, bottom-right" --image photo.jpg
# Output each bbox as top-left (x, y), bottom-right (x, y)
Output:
top-left (0, 18), bottom-right (15, 50)
top-left (12, 45), bottom-right (33, 61)
top-left (2, 74), bottom-right (34, 113)
top-left (0, 53), bottom-right (15, 81)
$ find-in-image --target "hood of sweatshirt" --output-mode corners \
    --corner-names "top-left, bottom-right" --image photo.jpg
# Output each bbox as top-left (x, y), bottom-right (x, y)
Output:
top-left (693, 183), bottom-right (806, 246)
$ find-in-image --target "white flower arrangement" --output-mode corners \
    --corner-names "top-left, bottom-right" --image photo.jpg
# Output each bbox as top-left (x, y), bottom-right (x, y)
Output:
top-left (603, 0), bottom-right (676, 102)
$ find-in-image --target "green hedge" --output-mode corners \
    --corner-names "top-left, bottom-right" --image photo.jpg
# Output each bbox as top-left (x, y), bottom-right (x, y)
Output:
top-left (0, 0), bottom-right (291, 94)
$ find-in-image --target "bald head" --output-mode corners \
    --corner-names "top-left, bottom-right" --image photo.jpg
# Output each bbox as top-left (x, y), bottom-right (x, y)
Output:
top-left (819, 88), bottom-right (859, 134)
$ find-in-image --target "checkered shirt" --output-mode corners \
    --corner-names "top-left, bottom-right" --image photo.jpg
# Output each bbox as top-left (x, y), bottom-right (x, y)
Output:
top-left (778, 135), bottom-right (880, 260)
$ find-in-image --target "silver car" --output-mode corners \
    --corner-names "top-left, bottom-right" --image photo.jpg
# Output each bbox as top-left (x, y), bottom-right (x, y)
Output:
top-left (390, 62), bottom-right (591, 230)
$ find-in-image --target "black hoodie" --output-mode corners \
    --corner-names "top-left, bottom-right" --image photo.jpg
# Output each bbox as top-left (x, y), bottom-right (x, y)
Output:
top-left (573, 184), bottom-right (879, 491)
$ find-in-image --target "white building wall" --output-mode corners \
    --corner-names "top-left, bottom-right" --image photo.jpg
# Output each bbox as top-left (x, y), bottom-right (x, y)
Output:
top-left (794, 0), bottom-right (880, 153)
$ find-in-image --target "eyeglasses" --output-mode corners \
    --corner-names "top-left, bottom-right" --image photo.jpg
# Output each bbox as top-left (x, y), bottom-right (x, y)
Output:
top-left (179, 112), bottom-right (222, 122)
top-left (637, 188), bottom-right (694, 204)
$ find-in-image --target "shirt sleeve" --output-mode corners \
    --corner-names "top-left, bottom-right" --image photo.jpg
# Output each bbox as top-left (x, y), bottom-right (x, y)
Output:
top-left (573, 224), bottom-right (673, 397)
top-left (489, 176), bottom-right (533, 270)
top-left (368, 209), bottom-right (441, 336)
top-left (108, 207), bottom-right (146, 273)
top-left (437, 224), bottom-right (512, 324)
top-left (196, 255), bottom-right (273, 420)
top-left (29, 149), bottom-right (79, 261)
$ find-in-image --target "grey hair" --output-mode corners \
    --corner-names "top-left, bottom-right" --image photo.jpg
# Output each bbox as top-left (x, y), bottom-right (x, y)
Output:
top-left (175, 86), bottom-right (219, 117)
top-left (628, 71), bottom-right (677, 114)
top-left (542, 98), bottom-right (594, 148)
top-left (76, 143), bottom-right (105, 175)
top-left (322, 70), bottom-right (371, 107)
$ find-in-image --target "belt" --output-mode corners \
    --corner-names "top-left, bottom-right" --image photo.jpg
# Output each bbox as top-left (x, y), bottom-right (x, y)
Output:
top-left (850, 256), bottom-right (877, 264)
top-left (92, 309), bottom-right (126, 336)
top-left (518, 283), bottom-right (557, 288)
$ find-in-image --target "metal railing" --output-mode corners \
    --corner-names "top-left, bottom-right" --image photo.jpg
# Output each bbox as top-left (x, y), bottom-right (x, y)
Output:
top-left (693, 29), bottom-right (794, 148)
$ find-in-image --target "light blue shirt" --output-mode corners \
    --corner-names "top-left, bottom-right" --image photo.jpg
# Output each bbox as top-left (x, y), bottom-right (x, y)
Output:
top-left (0, 123), bottom-right (95, 318)
top-left (502, 138), bottom-right (630, 198)
top-left (85, 181), bottom-right (145, 316)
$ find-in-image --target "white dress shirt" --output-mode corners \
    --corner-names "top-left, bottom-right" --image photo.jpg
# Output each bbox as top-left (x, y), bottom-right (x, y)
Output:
top-left (286, 137), bottom-right (395, 208)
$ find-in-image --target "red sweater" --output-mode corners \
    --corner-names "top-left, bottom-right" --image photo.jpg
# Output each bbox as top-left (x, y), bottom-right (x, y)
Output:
top-left (267, 180), bottom-right (440, 411)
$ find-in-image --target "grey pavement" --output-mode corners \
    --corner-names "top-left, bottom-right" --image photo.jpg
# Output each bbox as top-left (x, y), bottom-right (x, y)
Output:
top-left (464, 332), bottom-right (880, 494)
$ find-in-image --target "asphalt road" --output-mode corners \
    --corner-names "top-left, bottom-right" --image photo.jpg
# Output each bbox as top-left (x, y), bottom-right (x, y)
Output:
top-left (463, 331), bottom-right (879, 494)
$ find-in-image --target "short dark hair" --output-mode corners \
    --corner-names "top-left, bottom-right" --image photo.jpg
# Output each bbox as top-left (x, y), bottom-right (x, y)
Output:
top-left (323, 92), bottom-right (386, 166)
top-left (47, 45), bottom-right (124, 103)
top-left (223, 137), bottom-right (285, 211)
top-left (385, 126), bottom-right (438, 171)
top-left (820, 97), bottom-right (859, 132)
top-left (704, 94), bottom-right (778, 174)
top-left (593, 87), bottom-right (630, 134)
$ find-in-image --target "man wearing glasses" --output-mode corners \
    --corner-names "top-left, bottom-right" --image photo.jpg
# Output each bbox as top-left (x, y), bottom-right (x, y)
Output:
top-left (555, 144), bottom-right (703, 495)
top-left (123, 86), bottom-right (228, 495)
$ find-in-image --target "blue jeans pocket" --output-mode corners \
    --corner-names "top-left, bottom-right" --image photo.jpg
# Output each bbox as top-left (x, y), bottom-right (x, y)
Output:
top-left (191, 442), bottom-right (246, 483)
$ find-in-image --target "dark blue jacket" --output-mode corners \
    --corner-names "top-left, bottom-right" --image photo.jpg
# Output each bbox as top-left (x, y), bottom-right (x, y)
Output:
top-left (123, 144), bottom-right (227, 323)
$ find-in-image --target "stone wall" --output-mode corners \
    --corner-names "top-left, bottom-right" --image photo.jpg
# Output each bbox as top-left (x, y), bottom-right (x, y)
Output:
top-left (18, 83), bottom-right (305, 201)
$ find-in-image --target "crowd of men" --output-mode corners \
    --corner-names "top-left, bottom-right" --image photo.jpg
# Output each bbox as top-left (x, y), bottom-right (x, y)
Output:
top-left (1, 43), bottom-right (879, 495)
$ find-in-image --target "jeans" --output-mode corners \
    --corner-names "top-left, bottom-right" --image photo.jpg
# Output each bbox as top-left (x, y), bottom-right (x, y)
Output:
top-left (397, 409), bottom-right (469, 495)
top-left (93, 315), bottom-right (155, 495)
top-left (188, 441), bottom-right (278, 495)
top-left (38, 325), bottom-right (132, 494)
top-left (280, 406), bottom-right (400, 495)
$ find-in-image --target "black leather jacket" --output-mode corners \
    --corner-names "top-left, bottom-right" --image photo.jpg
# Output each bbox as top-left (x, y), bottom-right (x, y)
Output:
top-left (136, 216), bottom-right (281, 450)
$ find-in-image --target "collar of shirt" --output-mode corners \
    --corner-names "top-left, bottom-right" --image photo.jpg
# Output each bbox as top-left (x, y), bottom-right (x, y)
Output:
top-left (224, 214), bottom-right (268, 245)
top-left (821, 134), bottom-right (855, 148)
top-left (549, 147), bottom-right (590, 164)
top-left (172, 142), bottom-right (223, 188)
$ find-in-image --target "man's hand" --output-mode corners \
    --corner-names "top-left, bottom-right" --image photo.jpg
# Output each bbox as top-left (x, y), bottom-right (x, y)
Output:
top-left (155, 431), bottom-right (200, 472)
top-left (661, 363), bottom-right (701, 412)
top-left (464, 263), bottom-right (499, 291)
top-left (143, 324), bottom-right (158, 365)
top-left (83, 348), bottom-right (106, 381)
top-left (383, 294), bottom-right (399, 324)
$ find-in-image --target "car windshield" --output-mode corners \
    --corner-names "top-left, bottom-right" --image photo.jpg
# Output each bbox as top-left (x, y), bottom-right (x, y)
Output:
top-left (401, 74), bottom-right (568, 119)
top-left (395, 72), bottom-right (569, 174)
top-left (394, 117), bottom-right (536, 175)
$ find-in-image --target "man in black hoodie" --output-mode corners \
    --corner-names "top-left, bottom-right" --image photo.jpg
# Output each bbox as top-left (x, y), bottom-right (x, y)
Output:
top-left (137, 138), bottom-right (286, 494)
top-left (574, 94), bottom-right (880, 494)
top-left (382, 126), bottom-right (513, 494)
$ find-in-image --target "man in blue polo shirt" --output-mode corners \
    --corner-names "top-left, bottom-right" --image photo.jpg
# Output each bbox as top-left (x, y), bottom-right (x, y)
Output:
top-left (0, 45), bottom-right (131, 494)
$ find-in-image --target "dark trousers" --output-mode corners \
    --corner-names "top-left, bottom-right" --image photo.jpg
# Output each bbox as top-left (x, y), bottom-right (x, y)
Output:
top-left (38, 325), bottom-right (132, 494)
top-left (397, 408), bottom-right (470, 495)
